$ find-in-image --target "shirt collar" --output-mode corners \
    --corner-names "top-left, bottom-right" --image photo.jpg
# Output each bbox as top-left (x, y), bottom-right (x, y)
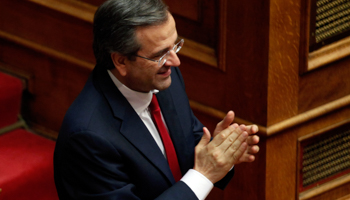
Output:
top-left (107, 70), bottom-right (158, 115)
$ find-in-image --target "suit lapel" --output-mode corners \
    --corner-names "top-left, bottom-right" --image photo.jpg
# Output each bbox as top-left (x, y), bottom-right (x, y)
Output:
top-left (119, 108), bottom-right (176, 184)
top-left (94, 68), bottom-right (176, 184)
top-left (156, 90), bottom-right (191, 176)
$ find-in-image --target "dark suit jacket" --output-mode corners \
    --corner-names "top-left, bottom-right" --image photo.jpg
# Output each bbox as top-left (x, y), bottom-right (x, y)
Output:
top-left (54, 66), bottom-right (234, 200)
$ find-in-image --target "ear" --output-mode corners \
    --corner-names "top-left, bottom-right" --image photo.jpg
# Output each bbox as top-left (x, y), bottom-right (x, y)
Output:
top-left (111, 52), bottom-right (127, 77)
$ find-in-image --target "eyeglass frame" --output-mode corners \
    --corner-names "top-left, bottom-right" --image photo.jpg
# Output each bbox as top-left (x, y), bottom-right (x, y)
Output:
top-left (134, 39), bottom-right (184, 67)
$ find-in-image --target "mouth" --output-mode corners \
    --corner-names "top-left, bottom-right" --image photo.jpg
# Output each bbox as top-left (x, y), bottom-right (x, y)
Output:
top-left (157, 67), bottom-right (171, 77)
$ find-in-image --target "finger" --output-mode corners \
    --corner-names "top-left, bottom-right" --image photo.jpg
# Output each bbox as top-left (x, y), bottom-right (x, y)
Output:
top-left (230, 123), bottom-right (239, 128)
top-left (239, 124), bottom-right (247, 131)
top-left (238, 153), bottom-right (255, 163)
top-left (211, 125), bottom-right (238, 147)
top-left (222, 111), bottom-right (235, 127)
top-left (196, 127), bottom-right (211, 149)
top-left (246, 145), bottom-right (260, 154)
top-left (216, 111), bottom-right (235, 131)
top-left (232, 141), bottom-right (248, 164)
top-left (225, 130), bottom-right (248, 155)
top-left (246, 125), bottom-right (259, 135)
top-left (246, 135), bottom-right (260, 145)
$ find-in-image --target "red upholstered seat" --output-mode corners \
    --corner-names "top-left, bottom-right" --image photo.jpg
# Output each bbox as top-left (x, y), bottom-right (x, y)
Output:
top-left (0, 129), bottom-right (58, 200)
top-left (0, 71), bottom-right (58, 199)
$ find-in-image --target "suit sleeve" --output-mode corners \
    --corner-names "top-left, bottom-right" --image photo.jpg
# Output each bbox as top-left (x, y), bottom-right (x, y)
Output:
top-left (55, 131), bottom-right (199, 200)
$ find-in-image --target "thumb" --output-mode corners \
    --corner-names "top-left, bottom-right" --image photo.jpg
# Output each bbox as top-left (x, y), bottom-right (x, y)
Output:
top-left (196, 127), bottom-right (211, 149)
top-left (221, 111), bottom-right (235, 128)
top-left (215, 111), bottom-right (235, 135)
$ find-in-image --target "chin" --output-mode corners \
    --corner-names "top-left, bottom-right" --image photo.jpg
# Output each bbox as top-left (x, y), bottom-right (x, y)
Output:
top-left (156, 78), bottom-right (172, 91)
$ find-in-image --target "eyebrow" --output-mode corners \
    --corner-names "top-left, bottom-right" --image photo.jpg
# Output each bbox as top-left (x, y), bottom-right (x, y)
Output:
top-left (149, 36), bottom-right (179, 58)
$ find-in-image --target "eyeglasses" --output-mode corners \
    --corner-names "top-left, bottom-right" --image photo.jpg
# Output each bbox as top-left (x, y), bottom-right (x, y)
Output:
top-left (135, 39), bottom-right (184, 67)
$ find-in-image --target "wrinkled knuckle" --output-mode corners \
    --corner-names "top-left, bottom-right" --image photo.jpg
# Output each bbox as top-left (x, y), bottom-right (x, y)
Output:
top-left (228, 125), bottom-right (235, 131)
top-left (216, 160), bottom-right (225, 168)
top-left (228, 136), bottom-right (235, 143)
top-left (230, 147), bottom-right (237, 154)
top-left (220, 133), bottom-right (226, 139)
top-left (241, 132), bottom-right (248, 139)
top-left (212, 150), bottom-right (221, 159)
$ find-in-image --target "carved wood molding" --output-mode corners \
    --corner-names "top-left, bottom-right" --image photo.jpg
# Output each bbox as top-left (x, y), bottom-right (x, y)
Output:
top-left (308, 36), bottom-right (350, 71)
top-left (178, 37), bottom-right (217, 68)
top-left (337, 193), bottom-right (350, 200)
top-left (0, 30), bottom-right (94, 70)
top-left (299, 173), bottom-right (350, 200)
top-left (190, 94), bottom-right (350, 137)
top-left (188, 99), bottom-right (267, 130)
top-left (189, 100), bottom-right (268, 134)
top-left (29, 0), bottom-right (95, 22)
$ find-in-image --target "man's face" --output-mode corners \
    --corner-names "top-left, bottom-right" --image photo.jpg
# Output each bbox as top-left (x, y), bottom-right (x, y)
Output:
top-left (123, 13), bottom-right (181, 93)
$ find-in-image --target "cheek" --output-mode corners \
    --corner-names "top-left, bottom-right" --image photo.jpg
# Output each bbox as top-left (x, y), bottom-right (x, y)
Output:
top-left (128, 64), bottom-right (157, 84)
top-left (138, 63), bottom-right (159, 79)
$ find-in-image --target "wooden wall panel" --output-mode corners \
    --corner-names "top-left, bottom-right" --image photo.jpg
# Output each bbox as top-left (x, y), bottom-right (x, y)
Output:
top-left (163, 0), bottom-right (199, 21)
top-left (171, 0), bottom-right (218, 48)
top-left (0, 0), bottom-right (95, 64)
top-left (222, 0), bottom-right (270, 125)
top-left (299, 57), bottom-right (350, 113)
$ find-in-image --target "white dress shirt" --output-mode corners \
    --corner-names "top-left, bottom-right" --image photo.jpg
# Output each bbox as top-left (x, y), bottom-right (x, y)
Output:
top-left (107, 70), bottom-right (213, 200)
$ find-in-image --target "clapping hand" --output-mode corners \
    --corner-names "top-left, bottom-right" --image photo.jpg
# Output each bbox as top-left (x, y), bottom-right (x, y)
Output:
top-left (193, 111), bottom-right (260, 184)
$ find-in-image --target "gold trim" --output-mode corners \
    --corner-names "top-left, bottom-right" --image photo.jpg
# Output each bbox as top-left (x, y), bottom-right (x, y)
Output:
top-left (298, 119), bottom-right (350, 142)
top-left (267, 94), bottom-right (350, 136)
top-left (28, 0), bottom-right (96, 22)
top-left (308, 36), bottom-right (350, 71)
top-left (179, 38), bottom-right (218, 68)
top-left (0, 30), bottom-right (95, 70)
top-left (336, 193), bottom-right (350, 200)
top-left (189, 100), bottom-right (267, 133)
top-left (190, 94), bottom-right (350, 137)
top-left (299, 173), bottom-right (350, 200)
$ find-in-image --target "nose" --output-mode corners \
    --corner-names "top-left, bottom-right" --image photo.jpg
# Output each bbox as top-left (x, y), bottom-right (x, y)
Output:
top-left (164, 50), bottom-right (181, 67)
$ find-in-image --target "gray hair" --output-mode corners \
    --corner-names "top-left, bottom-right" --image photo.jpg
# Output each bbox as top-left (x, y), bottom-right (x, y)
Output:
top-left (93, 0), bottom-right (169, 70)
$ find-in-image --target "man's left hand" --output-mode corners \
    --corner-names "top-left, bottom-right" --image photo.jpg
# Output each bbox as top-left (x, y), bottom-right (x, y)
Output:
top-left (212, 111), bottom-right (260, 164)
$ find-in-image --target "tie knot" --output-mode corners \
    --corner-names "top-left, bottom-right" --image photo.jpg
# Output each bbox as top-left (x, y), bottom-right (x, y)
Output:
top-left (149, 94), bottom-right (160, 112)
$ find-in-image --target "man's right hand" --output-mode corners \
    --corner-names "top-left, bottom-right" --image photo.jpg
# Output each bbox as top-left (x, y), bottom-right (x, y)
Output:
top-left (193, 125), bottom-right (248, 184)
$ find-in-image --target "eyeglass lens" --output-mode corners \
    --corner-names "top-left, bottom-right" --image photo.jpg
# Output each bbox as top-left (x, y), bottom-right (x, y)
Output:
top-left (158, 39), bottom-right (184, 67)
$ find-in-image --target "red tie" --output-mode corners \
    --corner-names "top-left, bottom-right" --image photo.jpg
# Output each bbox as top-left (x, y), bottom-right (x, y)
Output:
top-left (149, 94), bottom-right (182, 182)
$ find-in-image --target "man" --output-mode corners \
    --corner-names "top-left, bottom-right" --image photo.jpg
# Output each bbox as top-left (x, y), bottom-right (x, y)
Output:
top-left (54, 0), bottom-right (260, 199)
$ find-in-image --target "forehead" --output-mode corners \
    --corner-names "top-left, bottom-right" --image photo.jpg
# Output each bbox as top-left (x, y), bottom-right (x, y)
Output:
top-left (135, 13), bottom-right (177, 52)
